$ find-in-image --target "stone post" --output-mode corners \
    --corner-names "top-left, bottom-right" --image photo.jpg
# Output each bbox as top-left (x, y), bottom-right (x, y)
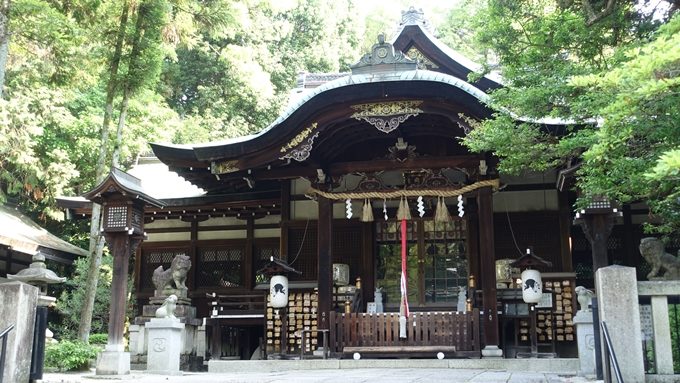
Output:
top-left (573, 310), bottom-right (596, 377)
top-left (595, 265), bottom-right (644, 383)
top-left (0, 282), bottom-right (39, 383)
top-left (146, 318), bottom-right (185, 375)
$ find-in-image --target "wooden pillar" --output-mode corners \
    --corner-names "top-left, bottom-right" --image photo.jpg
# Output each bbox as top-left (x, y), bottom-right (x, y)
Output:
top-left (477, 186), bottom-right (500, 353)
top-left (558, 190), bottom-right (573, 272)
top-left (317, 196), bottom-right (332, 330)
top-left (189, 220), bottom-right (198, 291)
top-left (467, 199), bottom-right (480, 281)
top-left (361, 222), bottom-right (374, 309)
top-left (245, 217), bottom-right (254, 288)
top-left (417, 220), bottom-right (426, 305)
top-left (104, 234), bottom-right (137, 348)
top-left (622, 204), bottom-right (634, 266)
top-left (280, 180), bottom-right (290, 259)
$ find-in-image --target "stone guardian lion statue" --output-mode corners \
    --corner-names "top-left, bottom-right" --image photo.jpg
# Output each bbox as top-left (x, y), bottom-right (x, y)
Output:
top-left (152, 254), bottom-right (191, 293)
top-left (639, 237), bottom-right (680, 280)
top-left (155, 294), bottom-right (178, 318)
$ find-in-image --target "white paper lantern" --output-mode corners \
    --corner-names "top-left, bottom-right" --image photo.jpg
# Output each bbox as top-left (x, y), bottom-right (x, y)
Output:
top-left (521, 269), bottom-right (542, 303)
top-left (270, 275), bottom-right (289, 308)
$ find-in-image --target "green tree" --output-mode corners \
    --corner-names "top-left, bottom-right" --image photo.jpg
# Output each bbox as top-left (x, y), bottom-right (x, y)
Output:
top-left (456, 0), bottom-right (680, 238)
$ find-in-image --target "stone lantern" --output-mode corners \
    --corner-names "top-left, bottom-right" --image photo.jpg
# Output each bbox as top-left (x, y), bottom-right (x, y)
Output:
top-left (8, 250), bottom-right (66, 381)
top-left (83, 168), bottom-right (164, 375)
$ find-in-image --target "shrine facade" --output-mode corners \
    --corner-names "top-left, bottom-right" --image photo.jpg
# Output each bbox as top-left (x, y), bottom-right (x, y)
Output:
top-left (61, 8), bottom-right (660, 363)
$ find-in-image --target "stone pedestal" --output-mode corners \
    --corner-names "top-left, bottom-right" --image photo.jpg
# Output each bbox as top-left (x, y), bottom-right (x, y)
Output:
top-left (595, 266), bottom-right (644, 383)
top-left (481, 345), bottom-right (503, 358)
top-left (146, 317), bottom-right (185, 375)
top-left (96, 344), bottom-right (131, 375)
top-left (573, 310), bottom-right (596, 377)
top-left (0, 282), bottom-right (39, 383)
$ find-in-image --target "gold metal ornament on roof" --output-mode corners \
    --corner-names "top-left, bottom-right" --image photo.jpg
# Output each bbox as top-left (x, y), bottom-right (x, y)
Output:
top-left (406, 47), bottom-right (439, 70)
top-left (279, 122), bottom-right (319, 162)
top-left (211, 159), bottom-right (239, 175)
top-left (350, 101), bottom-right (423, 134)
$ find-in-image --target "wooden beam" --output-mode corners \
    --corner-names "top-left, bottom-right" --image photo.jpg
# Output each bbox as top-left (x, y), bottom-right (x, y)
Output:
top-left (328, 156), bottom-right (479, 175)
top-left (212, 155), bottom-right (482, 183)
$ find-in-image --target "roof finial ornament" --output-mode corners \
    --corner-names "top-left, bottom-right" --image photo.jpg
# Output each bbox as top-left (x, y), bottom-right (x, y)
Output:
top-left (400, 6), bottom-right (434, 34)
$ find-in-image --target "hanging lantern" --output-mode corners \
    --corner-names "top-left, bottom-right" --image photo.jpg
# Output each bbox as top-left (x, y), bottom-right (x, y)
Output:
top-left (520, 269), bottom-right (542, 304)
top-left (510, 247), bottom-right (551, 304)
top-left (270, 275), bottom-right (289, 308)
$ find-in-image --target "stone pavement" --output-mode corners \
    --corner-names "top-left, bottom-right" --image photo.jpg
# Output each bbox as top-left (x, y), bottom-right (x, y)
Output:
top-left (42, 368), bottom-right (596, 383)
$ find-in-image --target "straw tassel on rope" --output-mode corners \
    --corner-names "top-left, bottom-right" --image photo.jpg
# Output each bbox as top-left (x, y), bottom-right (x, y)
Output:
top-left (434, 196), bottom-right (450, 223)
top-left (360, 199), bottom-right (374, 222)
top-left (396, 197), bottom-right (411, 220)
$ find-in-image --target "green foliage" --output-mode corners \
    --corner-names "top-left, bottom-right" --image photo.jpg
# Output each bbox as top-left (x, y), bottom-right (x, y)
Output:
top-left (457, 1), bottom-right (680, 238)
top-left (53, 254), bottom-right (114, 339)
top-left (44, 340), bottom-right (100, 371)
top-left (88, 333), bottom-right (108, 345)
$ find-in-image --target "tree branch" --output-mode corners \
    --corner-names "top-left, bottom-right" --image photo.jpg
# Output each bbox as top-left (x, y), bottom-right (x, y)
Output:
top-left (582, 0), bottom-right (617, 26)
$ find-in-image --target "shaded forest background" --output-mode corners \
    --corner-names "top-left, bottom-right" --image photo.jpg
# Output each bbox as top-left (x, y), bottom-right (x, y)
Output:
top-left (0, 0), bottom-right (678, 343)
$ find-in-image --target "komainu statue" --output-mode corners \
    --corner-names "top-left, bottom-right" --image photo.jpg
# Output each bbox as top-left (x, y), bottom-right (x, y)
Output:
top-left (155, 294), bottom-right (178, 319)
top-left (575, 286), bottom-right (594, 312)
top-left (639, 237), bottom-right (680, 280)
top-left (152, 254), bottom-right (191, 293)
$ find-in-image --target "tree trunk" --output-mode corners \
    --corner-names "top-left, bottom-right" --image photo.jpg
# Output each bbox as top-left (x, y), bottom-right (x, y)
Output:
top-left (0, 0), bottom-right (11, 98)
top-left (78, 0), bottom-right (130, 343)
top-left (112, 88), bottom-right (130, 168)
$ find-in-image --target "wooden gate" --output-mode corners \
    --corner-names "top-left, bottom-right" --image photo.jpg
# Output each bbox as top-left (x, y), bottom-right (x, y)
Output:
top-left (329, 310), bottom-right (480, 358)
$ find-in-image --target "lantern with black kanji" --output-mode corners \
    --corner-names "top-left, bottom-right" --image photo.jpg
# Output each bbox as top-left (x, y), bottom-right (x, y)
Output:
top-left (257, 257), bottom-right (302, 309)
top-left (510, 247), bottom-right (552, 304)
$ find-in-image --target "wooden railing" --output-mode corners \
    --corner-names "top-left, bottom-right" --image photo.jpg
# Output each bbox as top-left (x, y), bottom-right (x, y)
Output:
top-left (329, 310), bottom-right (480, 357)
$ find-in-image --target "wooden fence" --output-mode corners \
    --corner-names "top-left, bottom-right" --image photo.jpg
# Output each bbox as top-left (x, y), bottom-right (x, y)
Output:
top-left (329, 310), bottom-right (481, 357)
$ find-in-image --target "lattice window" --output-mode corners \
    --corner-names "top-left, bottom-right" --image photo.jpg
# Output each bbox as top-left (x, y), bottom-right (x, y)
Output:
top-left (288, 227), bottom-right (317, 281)
top-left (106, 206), bottom-right (127, 229)
top-left (254, 244), bottom-right (280, 284)
top-left (332, 227), bottom-right (362, 283)
top-left (140, 248), bottom-right (187, 289)
top-left (196, 246), bottom-right (244, 288)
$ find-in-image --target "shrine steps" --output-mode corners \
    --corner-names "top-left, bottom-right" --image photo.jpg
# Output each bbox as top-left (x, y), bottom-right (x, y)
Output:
top-left (207, 358), bottom-right (579, 374)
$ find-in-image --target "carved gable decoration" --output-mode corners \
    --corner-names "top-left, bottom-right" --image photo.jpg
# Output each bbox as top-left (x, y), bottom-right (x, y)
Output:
top-left (406, 47), bottom-right (439, 70)
top-left (351, 34), bottom-right (417, 75)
